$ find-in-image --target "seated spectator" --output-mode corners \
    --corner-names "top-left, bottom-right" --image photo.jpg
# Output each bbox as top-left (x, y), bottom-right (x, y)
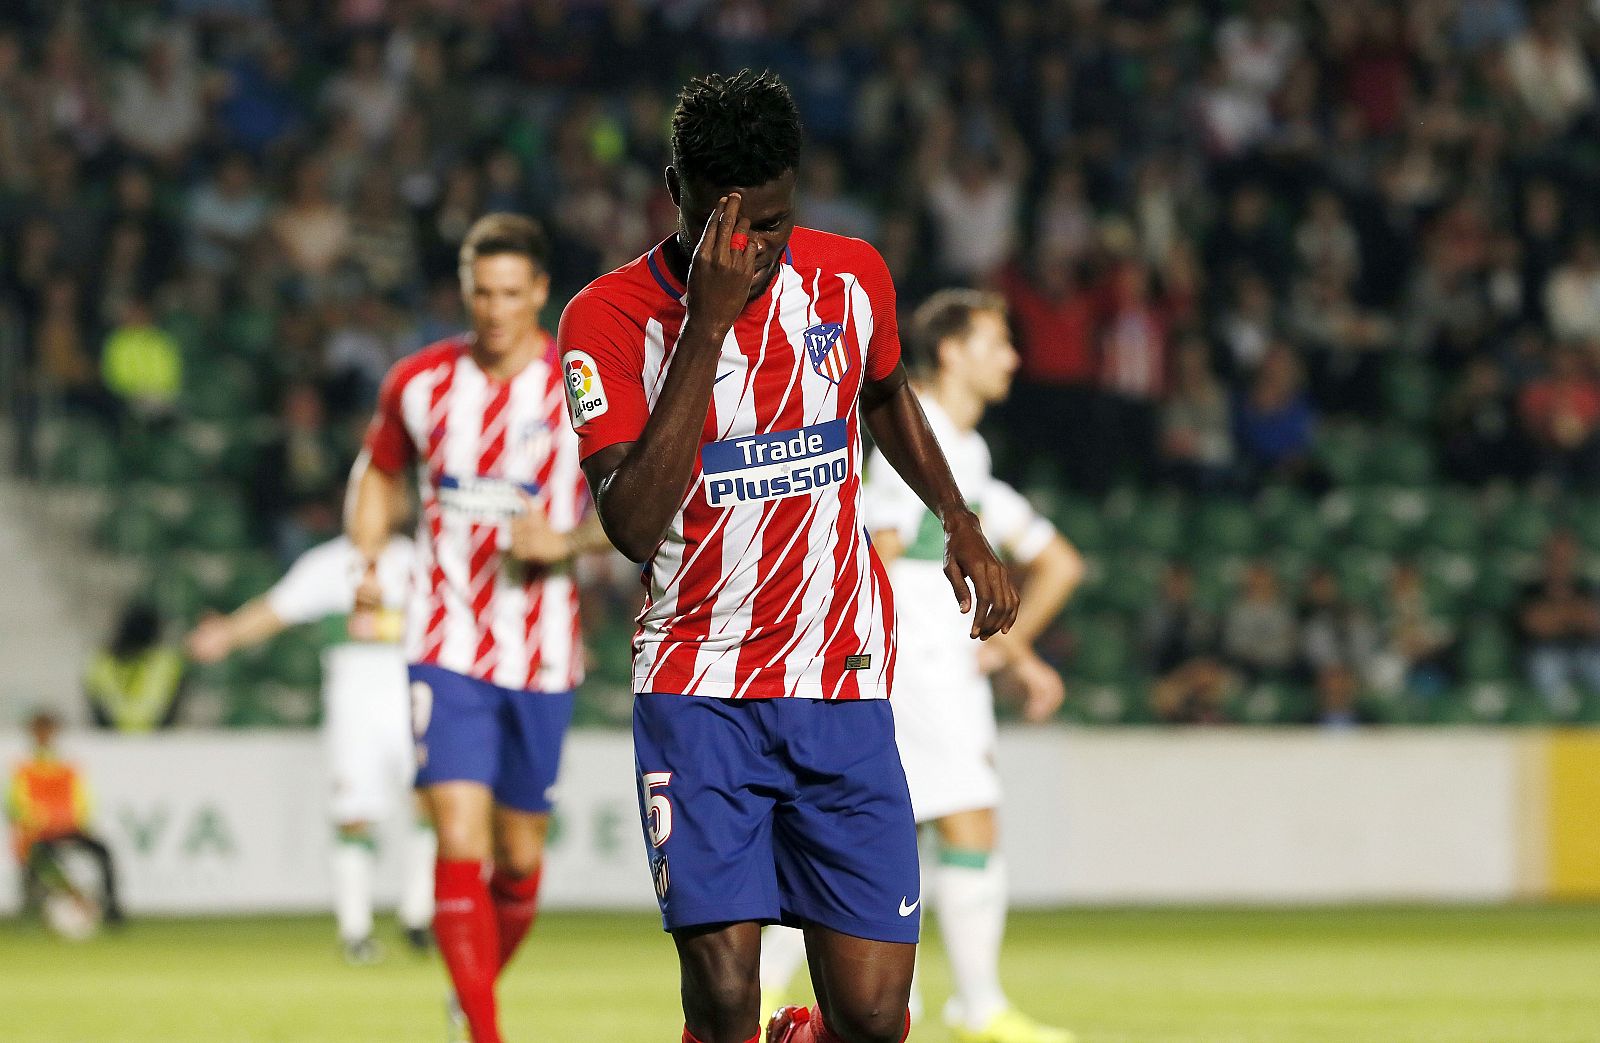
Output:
top-left (1504, 0), bottom-right (1596, 138)
top-left (85, 602), bottom-right (185, 732)
top-left (1234, 344), bottom-right (1319, 489)
top-left (1517, 529), bottom-right (1600, 711)
top-left (7, 711), bottom-right (125, 927)
top-left (1160, 337), bottom-right (1238, 493)
top-left (109, 36), bottom-right (202, 169)
top-left (1298, 566), bottom-right (1379, 726)
top-left (1544, 236), bottom-right (1600, 348)
top-left (1099, 259), bottom-right (1169, 486)
top-left (1214, 269), bottom-right (1279, 380)
top-left (1518, 345), bottom-right (1600, 487)
top-left (797, 147), bottom-right (878, 242)
top-left (1289, 266), bottom-right (1393, 416)
top-left (1144, 562), bottom-right (1233, 724)
top-left (270, 157), bottom-right (350, 298)
top-left (1222, 559), bottom-right (1299, 682)
top-left (186, 151), bottom-right (269, 275)
top-left (1372, 561), bottom-right (1457, 700)
top-left (1440, 355), bottom-right (1533, 484)
top-left (254, 383), bottom-right (342, 562)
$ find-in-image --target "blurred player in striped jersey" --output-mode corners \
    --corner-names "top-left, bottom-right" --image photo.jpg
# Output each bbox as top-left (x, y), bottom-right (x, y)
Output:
top-left (560, 72), bottom-right (1018, 1043)
top-left (347, 213), bottom-right (609, 1043)
top-left (760, 291), bottom-right (1083, 1042)
top-left (186, 526), bottom-right (435, 964)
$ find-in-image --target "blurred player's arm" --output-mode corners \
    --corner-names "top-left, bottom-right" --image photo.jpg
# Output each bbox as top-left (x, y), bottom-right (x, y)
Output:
top-left (579, 195), bottom-right (757, 562)
top-left (508, 493), bottom-right (615, 565)
top-left (863, 362), bottom-right (1018, 639)
top-left (186, 598), bottom-right (289, 663)
top-left (346, 450), bottom-right (408, 609)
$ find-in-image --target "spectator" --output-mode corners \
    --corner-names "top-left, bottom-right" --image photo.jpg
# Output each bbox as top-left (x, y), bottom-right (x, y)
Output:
top-left (1372, 561), bottom-right (1456, 700)
top-left (1099, 259), bottom-right (1168, 485)
top-left (1518, 344), bottom-right (1600, 486)
top-left (1234, 344), bottom-right (1318, 489)
top-left (797, 147), bottom-right (878, 242)
top-left (110, 36), bottom-right (202, 168)
top-left (30, 273), bottom-right (99, 414)
top-left (1290, 266), bottom-right (1393, 415)
top-left (1214, 269), bottom-right (1279, 379)
top-left (186, 151), bottom-right (270, 275)
top-left (1222, 559), bottom-right (1299, 681)
top-left (920, 118), bottom-right (1027, 283)
top-left (85, 602), bottom-right (185, 732)
top-left (270, 157), bottom-right (350, 297)
top-left (254, 382), bottom-right (342, 561)
top-left (1517, 530), bottom-right (1600, 710)
top-left (321, 35), bottom-right (404, 145)
top-left (7, 711), bottom-right (125, 927)
top-left (1160, 337), bottom-right (1238, 493)
top-left (1298, 565), bottom-right (1380, 726)
top-left (1544, 236), bottom-right (1600, 348)
top-left (1144, 562), bottom-right (1233, 724)
top-left (1504, 0), bottom-right (1595, 136)
top-left (1440, 354), bottom-right (1533, 484)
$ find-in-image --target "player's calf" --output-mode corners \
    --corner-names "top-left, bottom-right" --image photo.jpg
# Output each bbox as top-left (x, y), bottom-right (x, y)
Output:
top-left (677, 924), bottom-right (763, 1043)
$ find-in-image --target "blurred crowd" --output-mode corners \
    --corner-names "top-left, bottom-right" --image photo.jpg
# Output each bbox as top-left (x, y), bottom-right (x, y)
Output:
top-left (5, 0), bottom-right (1600, 723)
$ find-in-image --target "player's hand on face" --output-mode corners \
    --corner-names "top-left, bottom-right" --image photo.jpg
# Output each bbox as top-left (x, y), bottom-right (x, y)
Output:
top-left (683, 193), bottom-right (758, 340)
top-left (509, 491), bottom-right (571, 565)
top-left (1010, 650), bottom-right (1067, 722)
top-left (185, 614), bottom-right (231, 664)
top-left (942, 509), bottom-right (1019, 640)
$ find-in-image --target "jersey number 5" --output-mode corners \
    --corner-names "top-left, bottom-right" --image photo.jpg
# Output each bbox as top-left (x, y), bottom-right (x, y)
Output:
top-left (642, 771), bottom-right (673, 848)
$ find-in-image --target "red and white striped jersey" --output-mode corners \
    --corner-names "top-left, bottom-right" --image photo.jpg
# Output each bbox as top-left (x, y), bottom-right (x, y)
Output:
top-left (558, 227), bottom-right (900, 700)
top-left (365, 334), bottom-right (587, 693)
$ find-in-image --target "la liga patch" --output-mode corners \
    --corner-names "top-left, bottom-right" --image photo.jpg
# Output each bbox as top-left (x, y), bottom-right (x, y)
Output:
top-left (563, 350), bottom-right (609, 425)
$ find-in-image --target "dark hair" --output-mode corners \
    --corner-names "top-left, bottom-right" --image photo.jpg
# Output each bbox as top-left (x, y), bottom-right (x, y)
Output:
top-left (908, 288), bottom-right (1006, 374)
top-left (671, 69), bottom-right (802, 188)
top-left (459, 213), bottom-right (550, 277)
top-left (112, 601), bottom-right (161, 659)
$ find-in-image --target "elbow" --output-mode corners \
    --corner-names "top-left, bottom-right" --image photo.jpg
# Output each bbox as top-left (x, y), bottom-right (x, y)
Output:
top-left (597, 512), bottom-right (654, 563)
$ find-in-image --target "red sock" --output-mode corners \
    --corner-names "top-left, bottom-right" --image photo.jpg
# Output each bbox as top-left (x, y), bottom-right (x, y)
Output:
top-left (434, 859), bottom-right (501, 1043)
top-left (489, 866), bottom-right (543, 973)
top-left (680, 1030), bottom-right (757, 1043)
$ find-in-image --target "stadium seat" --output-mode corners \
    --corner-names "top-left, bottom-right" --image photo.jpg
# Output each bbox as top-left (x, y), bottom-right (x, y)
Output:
top-left (181, 357), bottom-right (260, 423)
top-left (1331, 546), bottom-right (1392, 607)
top-left (183, 492), bottom-right (253, 554)
top-left (1490, 497), bottom-right (1552, 555)
top-left (1471, 549), bottom-right (1534, 614)
top-left (220, 308), bottom-right (275, 361)
top-left (43, 422), bottom-right (120, 487)
top-left (1458, 622), bottom-right (1516, 682)
top-left (136, 431), bottom-right (207, 486)
top-left (1345, 498), bottom-right (1409, 553)
top-left (1382, 362), bottom-right (1437, 429)
top-left (1119, 493), bottom-right (1188, 556)
top-left (1421, 491), bottom-right (1481, 554)
top-left (100, 499), bottom-right (171, 557)
top-left (146, 560), bottom-right (208, 625)
top-left (266, 631), bottom-right (322, 689)
top-left (1195, 500), bottom-right (1257, 556)
top-left (1049, 496), bottom-right (1110, 555)
top-left (1315, 426), bottom-right (1371, 487)
top-left (1372, 434), bottom-right (1435, 487)
top-left (1071, 615), bottom-right (1133, 685)
top-left (1260, 491), bottom-right (1325, 555)
top-left (1228, 679), bottom-right (1315, 725)
top-left (218, 553), bottom-right (284, 611)
top-left (1094, 555), bottom-right (1164, 615)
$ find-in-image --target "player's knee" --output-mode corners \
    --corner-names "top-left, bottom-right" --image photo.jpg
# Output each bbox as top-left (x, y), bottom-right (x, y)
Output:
top-left (823, 991), bottom-right (910, 1043)
top-left (491, 846), bottom-right (541, 879)
top-left (432, 819), bottom-right (490, 861)
top-left (680, 939), bottom-right (759, 1021)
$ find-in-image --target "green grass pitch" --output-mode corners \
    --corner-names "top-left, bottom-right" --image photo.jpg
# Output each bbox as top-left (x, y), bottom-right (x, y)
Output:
top-left (2, 906), bottom-right (1598, 1042)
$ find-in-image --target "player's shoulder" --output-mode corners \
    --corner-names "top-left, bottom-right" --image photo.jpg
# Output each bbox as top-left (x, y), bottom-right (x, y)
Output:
top-left (298, 535), bottom-right (355, 572)
top-left (383, 335), bottom-right (469, 392)
top-left (787, 227), bottom-right (889, 280)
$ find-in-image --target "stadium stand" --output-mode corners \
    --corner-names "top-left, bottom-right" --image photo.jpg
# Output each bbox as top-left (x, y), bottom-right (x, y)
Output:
top-left (4, 1), bottom-right (1600, 728)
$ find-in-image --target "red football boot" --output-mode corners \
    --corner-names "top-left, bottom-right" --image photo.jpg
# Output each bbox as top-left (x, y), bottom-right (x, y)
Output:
top-left (765, 1004), bottom-right (812, 1042)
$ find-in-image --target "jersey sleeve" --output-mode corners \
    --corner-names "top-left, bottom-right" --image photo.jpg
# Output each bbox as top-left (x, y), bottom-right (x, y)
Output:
top-left (364, 360), bottom-right (417, 474)
top-left (861, 446), bottom-right (927, 545)
top-left (557, 288), bottom-right (648, 460)
top-left (981, 478), bottom-right (1057, 565)
top-left (265, 544), bottom-right (351, 625)
top-left (854, 242), bottom-right (902, 382)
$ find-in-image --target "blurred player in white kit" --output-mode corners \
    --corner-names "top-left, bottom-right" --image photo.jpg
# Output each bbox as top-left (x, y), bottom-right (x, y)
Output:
top-left (760, 289), bottom-right (1084, 1043)
top-left (187, 527), bottom-right (436, 963)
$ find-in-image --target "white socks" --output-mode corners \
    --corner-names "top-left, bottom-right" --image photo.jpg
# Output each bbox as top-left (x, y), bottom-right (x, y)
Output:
top-left (332, 834), bottom-right (376, 944)
top-left (400, 821), bottom-right (437, 931)
top-left (935, 849), bottom-right (1009, 1030)
top-left (759, 923), bottom-right (810, 997)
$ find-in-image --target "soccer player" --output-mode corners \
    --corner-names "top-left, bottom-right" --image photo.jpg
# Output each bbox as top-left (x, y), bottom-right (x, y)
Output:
top-left (348, 213), bottom-right (608, 1043)
top-left (185, 527), bottom-right (436, 964)
top-left (759, 290), bottom-right (1084, 1043)
top-left (558, 71), bottom-right (1019, 1043)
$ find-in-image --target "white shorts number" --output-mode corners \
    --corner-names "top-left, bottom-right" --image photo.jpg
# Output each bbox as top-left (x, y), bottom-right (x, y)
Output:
top-left (643, 771), bottom-right (673, 848)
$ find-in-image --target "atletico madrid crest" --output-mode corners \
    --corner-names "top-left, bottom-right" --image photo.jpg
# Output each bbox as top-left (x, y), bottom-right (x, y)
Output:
top-left (803, 322), bottom-right (850, 384)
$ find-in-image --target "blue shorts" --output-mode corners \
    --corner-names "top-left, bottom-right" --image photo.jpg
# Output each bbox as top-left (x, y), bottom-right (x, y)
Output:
top-left (409, 664), bottom-right (574, 813)
top-left (633, 694), bottom-right (921, 944)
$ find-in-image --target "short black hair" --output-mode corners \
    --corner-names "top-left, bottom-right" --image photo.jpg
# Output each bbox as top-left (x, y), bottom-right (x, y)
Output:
top-left (909, 289), bottom-right (1006, 375)
top-left (459, 213), bottom-right (550, 277)
top-left (671, 69), bottom-right (802, 188)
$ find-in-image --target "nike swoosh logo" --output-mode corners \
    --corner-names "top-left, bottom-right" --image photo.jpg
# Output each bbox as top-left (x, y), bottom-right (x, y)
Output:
top-left (898, 896), bottom-right (920, 917)
top-left (714, 371), bottom-right (734, 384)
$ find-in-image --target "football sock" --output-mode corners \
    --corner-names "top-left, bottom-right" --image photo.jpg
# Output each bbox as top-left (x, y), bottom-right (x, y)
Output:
top-left (434, 859), bottom-right (501, 1043)
top-left (331, 832), bottom-right (376, 944)
top-left (679, 1031), bottom-right (757, 1043)
top-left (758, 924), bottom-right (809, 997)
top-left (488, 865), bottom-right (542, 972)
top-left (399, 821), bottom-right (437, 931)
top-left (907, 950), bottom-right (924, 1023)
top-left (934, 848), bottom-right (1008, 1029)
